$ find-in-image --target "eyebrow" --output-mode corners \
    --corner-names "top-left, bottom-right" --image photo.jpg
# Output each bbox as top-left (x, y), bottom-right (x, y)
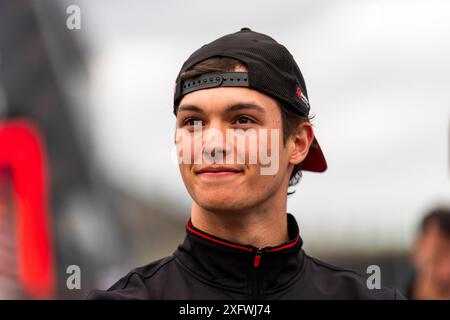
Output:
top-left (177, 102), bottom-right (267, 115)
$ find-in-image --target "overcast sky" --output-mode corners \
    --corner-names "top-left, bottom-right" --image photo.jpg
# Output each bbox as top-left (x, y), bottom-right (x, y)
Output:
top-left (69, 0), bottom-right (449, 253)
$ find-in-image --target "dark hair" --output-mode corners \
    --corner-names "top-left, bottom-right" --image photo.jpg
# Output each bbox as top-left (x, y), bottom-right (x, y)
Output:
top-left (177, 56), bottom-right (313, 194)
top-left (421, 207), bottom-right (450, 238)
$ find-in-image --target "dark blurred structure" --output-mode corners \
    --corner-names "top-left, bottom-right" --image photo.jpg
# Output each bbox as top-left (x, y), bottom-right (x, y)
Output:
top-left (0, 0), bottom-right (95, 299)
top-left (0, 0), bottom-right (184, 299)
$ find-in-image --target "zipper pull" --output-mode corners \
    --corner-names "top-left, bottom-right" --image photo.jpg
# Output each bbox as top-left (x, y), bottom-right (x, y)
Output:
top-left (253, 248), bottom-right (262, 268)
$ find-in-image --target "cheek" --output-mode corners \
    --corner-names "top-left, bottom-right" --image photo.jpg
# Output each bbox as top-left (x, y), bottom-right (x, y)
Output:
top-left (238, 127), bottom-right (289, 182)
top-left (261, 129), bottom-right (290, 176)
top-left (245, 164), bottom-right (282, 192)
top-left (178, 164), bottom-right (193, 185)
top-left (176, 132), bottom-right (198, 164)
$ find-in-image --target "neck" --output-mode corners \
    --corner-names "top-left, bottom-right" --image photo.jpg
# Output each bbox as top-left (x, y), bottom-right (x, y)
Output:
top-left (412, 273), bottom-right (450, 300)
top-left (190, 195), bottom-right (289, 248)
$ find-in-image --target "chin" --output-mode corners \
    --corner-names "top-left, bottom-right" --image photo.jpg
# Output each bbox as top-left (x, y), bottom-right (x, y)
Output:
top-left (195, 193), bottom-right (248, 212)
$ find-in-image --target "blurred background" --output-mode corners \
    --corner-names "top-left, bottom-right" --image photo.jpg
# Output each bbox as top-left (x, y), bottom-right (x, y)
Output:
top-left (0, 0), bottom-right (449, 299)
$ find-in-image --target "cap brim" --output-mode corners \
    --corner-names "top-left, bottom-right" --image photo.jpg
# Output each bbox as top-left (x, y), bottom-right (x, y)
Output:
top-left (300, 137), bottom-right (327, 172)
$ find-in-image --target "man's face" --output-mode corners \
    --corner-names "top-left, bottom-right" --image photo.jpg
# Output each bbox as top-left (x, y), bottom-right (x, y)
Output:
top-left (413, 223), bottom-right (450, 291)
top-left (175, 85), bottom-right (312, 213)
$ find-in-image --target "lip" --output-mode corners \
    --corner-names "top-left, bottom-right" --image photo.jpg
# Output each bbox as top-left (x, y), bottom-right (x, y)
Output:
top-left (198, 171), bottom-right (242, 177)
top-left (194, 166), bottom-right (244, 178)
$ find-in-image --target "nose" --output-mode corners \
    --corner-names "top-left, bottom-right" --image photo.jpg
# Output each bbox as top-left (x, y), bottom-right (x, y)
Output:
top-left (202, 125), bottom-right (232, 164)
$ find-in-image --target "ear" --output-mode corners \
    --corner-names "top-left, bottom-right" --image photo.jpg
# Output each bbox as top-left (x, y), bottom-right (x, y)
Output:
top-left (288, 122), bottom-right (315, 166)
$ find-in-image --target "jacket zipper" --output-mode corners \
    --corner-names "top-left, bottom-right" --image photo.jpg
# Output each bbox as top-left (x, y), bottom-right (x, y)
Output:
top-left (252, 248), bottom-right (262, 300)
top-left (186, 219), bottom-right (300, 299)
top-left (253, 247), bottom-right (262, 268)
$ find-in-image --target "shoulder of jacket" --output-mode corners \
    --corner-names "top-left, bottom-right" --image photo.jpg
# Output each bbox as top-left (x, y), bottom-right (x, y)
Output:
top-left (303, 253), bottom-right (406, 300)
top-left (305, 254), bottom-right (369, 279)
top-left (124, 255), bottom-right (177, 283)
top-left (86, 255), bottom-right (176, 300)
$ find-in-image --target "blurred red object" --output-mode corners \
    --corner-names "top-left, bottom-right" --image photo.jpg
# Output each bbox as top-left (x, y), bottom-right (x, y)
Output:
top-left (0, 118), bottom-right (54, 299)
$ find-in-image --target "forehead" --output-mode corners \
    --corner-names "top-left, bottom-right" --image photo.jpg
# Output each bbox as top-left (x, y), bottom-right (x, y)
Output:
top-left (177, 86), bottom-right (279, 116)
top-left (422, 223), bottom-right (450, 246)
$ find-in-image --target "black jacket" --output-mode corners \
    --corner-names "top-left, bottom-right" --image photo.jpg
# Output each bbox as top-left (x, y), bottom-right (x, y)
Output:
top-left (88, 214), bottom-right (405, 300)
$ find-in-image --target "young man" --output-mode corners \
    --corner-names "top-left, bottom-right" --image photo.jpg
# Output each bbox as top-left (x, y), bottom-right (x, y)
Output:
top-left (406, 207), bottom-right (450, 299)
top-left (88, 28), bottom-right (404, 299)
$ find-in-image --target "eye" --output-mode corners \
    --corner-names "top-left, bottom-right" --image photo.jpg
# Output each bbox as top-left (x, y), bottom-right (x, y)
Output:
top-left (183, 118), bottom-right (204, 126)
top-left (234, 116), bottom-right (255, 125)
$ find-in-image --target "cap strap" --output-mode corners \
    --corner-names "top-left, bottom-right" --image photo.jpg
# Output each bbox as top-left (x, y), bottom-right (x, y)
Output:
top-left (181, 72), bottom-right (249, 96)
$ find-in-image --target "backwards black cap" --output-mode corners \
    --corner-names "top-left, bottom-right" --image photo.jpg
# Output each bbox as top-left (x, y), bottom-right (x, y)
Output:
top-left (173, 27), bottom-right (327, 172)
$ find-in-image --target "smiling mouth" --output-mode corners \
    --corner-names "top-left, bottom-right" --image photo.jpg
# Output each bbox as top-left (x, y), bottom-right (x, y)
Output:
top-left (197, 171), bottom-right (242, 178)
top-left (194, 166), bottom-right (244, 178)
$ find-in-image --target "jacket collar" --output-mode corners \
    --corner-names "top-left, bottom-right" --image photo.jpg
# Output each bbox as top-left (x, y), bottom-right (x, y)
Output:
top-left (173, 213), bottom-right (305, 294)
